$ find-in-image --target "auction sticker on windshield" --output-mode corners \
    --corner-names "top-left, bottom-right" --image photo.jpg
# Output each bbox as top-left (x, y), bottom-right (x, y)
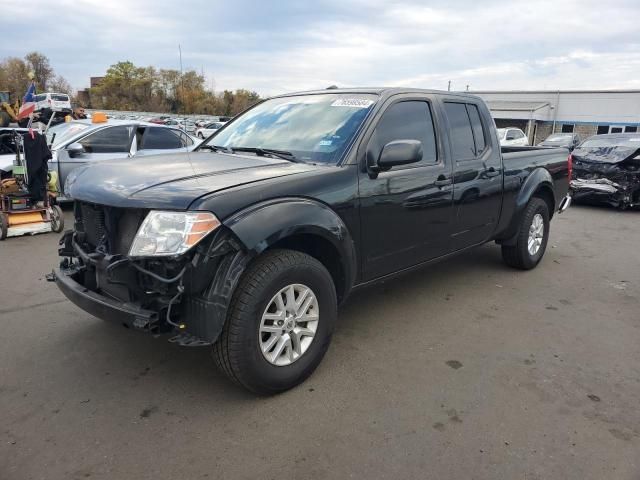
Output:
top-left (331, 98), bottom-right (374, 108)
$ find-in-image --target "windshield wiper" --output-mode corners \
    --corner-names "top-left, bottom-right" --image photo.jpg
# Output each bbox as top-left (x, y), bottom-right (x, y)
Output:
top-left (231, 147), bottom-right (301, 163)
top-left (199, 144), bottom-right (233, 153)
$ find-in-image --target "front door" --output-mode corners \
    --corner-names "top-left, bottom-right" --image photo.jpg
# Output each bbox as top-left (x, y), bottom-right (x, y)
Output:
top-left (358, 97), bottom-right (454, 281)
top-left (57, 125), bottom-right (134, 194)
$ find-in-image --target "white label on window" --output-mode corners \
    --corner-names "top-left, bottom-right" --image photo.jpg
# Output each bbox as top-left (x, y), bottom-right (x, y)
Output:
top-left (331, 98), bottom-right (374, 108)
top-left (318, 140), bottom-right (333, 146)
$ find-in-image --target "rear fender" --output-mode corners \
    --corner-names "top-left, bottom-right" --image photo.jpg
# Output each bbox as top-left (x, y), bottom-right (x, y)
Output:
top-left (498, 168), bottom-right (555, 245)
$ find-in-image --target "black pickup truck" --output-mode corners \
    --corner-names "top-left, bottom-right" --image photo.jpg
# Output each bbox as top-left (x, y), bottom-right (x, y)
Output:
top-left (54, 88), bottom-right (571, 394)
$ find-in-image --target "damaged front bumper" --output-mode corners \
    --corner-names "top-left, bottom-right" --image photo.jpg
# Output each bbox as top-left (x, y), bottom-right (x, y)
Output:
top-left (54, 227), bottom-right (251, 346)
top-left (571, 178), bottom-right (638, 208)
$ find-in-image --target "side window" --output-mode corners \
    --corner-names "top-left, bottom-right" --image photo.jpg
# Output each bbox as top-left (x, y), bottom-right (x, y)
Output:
top-left (466, 104), bottom-right (486, 153)
top-left (176, 130), bottom-right (194, 147)
top-left (368, 100), bottom-right (438, 166)
top-left (444, 102), bottom-right (475, 159)
top-left (141, 128), bottom-right (183, 149)
top-left (79, 126), bottom-right (132, 153)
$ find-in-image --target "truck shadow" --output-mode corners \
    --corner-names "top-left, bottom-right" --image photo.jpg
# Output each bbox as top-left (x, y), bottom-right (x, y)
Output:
top-left (52, 242), bottom-right (512, 402)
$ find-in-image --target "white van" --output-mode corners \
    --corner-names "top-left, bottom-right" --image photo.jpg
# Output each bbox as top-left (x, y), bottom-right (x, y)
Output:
top-left (34, 92), bottom-right (72, 113)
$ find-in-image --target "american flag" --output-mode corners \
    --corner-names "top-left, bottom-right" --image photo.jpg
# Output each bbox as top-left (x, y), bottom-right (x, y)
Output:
top-left (17, 81), bottom-right (36, 119)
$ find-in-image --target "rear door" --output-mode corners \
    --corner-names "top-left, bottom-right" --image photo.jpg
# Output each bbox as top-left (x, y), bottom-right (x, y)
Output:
top-left (136, 127), bottom-right (192, 156)
top-left (442, 100), bottom-right (503, 249)
top-left (358, 94), bottom-right (454, 281)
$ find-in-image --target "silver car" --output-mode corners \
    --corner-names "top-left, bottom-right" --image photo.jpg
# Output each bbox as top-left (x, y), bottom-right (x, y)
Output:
top-left (47, 120), bottom-right (200, 198)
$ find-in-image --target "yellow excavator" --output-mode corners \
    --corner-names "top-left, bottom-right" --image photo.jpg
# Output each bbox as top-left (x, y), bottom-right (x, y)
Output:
top-left (0, 91), bottom-right (27, 128)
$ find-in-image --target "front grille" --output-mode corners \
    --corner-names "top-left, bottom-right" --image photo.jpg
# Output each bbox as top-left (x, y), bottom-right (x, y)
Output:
top-left (75, 201), bottom-right (146, 255)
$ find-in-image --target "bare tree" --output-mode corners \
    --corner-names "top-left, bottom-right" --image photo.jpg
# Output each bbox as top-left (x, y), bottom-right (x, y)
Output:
top-left (24, 51), bottom-right (54, 90)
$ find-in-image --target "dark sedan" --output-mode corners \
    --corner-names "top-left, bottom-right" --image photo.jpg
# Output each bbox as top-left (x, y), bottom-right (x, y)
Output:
top-left (571, 133), bottom-right (640, 209)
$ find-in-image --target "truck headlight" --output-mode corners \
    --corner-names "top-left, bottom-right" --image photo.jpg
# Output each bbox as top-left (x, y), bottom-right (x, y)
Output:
top-left (129, 211), bottom-right (220, 257)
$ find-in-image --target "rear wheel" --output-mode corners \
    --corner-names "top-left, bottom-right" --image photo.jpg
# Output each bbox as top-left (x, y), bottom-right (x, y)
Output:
top-left (213, 249), bottom-right (337, 394)
top-left (0, 213), bottom-right (8, 240)
top-left (502, 197), bottom-right (550, 270)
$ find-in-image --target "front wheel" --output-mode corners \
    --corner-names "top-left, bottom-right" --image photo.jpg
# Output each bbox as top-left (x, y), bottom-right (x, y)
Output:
top-left (213, 249), bottom-right (337, 394)
top-left (502, 197), bottom-right (550, 270)
top-left (50, 205), bottom-right (64, 233)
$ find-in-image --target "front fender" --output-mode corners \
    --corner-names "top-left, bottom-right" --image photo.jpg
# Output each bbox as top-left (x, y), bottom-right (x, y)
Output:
top-left (224, 197), bottom-right (357, 292)
top-left (500, 168), bottom-right (555, 244)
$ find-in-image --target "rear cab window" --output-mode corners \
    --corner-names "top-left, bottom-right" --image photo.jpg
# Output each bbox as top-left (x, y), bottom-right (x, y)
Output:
top-left (443, 101), bottom-right (490, 160)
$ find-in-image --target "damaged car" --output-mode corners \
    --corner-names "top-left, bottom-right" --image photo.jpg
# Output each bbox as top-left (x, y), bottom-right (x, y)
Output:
top-left (571, 133), bottom-right (640, 209)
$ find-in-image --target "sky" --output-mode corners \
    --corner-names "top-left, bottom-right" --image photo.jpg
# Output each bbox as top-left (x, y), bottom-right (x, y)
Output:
top-left (4, 0), bottom-right (640, 96)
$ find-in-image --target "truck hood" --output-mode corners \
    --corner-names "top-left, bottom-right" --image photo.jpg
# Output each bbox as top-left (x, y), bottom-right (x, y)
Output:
top-left (66, 151), bottom-right (320, 209)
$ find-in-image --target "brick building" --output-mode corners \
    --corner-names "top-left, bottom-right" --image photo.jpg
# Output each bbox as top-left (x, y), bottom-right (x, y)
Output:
top-left (471, 89), bottom-right (640, 144)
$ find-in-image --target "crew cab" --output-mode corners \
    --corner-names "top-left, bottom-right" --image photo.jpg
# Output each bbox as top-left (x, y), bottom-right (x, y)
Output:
top-left (53, 88), bottom-right (571, 394)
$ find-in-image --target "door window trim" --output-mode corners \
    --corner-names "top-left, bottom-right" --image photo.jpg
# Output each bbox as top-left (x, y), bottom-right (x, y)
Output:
top-left (356, 94), bottom-right (446, 172)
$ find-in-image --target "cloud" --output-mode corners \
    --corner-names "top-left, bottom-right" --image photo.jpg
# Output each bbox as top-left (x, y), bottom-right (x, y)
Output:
top-left (2, 0), bottom-right (639, 95)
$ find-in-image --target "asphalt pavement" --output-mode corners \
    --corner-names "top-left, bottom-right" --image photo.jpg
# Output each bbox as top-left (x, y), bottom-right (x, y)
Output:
top-left (1, 204), bottom-right (638, 480)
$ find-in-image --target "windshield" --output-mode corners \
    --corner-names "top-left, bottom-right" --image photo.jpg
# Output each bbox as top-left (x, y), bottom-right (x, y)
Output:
top-left (205, 93), bottom-right (378, 164)
top-left (46, 122), bottom-right (90, 148)
top-left (580, 135), bottom-right (640, 148)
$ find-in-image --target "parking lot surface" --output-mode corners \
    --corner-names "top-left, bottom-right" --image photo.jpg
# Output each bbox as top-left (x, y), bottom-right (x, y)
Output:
top-left (1, 205), bottom-right (639, 480)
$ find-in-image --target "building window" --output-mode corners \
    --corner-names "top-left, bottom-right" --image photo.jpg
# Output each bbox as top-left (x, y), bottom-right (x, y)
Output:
top-left (561, 124), bottom-right (574, 133)
top-left (610, 126), bottom-right (624, 134)
top-left (625, 126), bottom-right (638, 133)
top-left (597, 125), bottom-right (609, 135)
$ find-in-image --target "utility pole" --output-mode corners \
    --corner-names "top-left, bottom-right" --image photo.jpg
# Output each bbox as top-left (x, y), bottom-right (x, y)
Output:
top-left (178, 44), bottom-right (185, 115)
top-left (466, 84), bottom-right (470, 92)
top-left (447, 80), bottom-right (451, 92)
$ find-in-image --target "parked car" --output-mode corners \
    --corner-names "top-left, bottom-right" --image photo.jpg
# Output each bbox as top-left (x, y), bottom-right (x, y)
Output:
top-left (571, 133), bottom-right (640, 209)
top-left (538, 133), bottom-right (581, 151)
top-left (46, 120), bottom-right (199, 199)
top-left (53, 88), bottom-right (571, 394)
top-left (195, 121), bottom-right (226, 139)
top-left (497, 127), bottom-right (529, 146)
top-left (34, 92), bottom-right (72, 115)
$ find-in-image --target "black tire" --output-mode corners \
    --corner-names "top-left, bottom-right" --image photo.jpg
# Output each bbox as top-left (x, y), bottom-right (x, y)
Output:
top-left (0, 112), bottom-right (10, 128)
top-left (0, 213), bottom-right (7, 240)
top-left (50, 205), bottom-right (64, 233)
top-left (213, 249), bottom-right (337, 394)
top-left (501, 197), bottom-right (550, 270)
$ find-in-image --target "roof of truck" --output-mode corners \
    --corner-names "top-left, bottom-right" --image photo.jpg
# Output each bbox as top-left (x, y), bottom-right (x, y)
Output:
top-left (275, 87), bottom-right (481, 99)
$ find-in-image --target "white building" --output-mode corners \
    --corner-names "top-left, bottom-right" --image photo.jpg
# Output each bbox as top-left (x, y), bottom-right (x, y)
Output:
top-left (471, 89), bottom-right (640, 144)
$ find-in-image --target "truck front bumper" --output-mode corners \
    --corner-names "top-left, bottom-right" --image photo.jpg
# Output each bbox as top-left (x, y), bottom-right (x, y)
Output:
top-left (54, 267), bottom-right (159, 330)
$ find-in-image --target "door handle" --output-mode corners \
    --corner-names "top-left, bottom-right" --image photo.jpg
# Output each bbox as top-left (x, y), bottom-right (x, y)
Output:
top-left (485, 167), bottom-right (500, 177)
top-left (434, 176), bottom-right (452, 187)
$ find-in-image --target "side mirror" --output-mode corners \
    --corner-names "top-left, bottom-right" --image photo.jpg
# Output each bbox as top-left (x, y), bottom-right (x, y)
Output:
top-left (377, 140), bottom-right (423, 170)
top-left (66, 142), bottom-right (84, 157)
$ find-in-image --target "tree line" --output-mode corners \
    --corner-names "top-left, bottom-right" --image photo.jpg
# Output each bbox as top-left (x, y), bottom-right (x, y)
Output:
top-left (0, 53), bottom-right (262, 116)
top-left (0, 52), bottom-right (72, 101)
top-left (89, 61), bottom-right (261, 116)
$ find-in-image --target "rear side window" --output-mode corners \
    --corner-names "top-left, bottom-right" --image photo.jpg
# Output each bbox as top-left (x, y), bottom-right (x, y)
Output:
top-left (368, 101), bottom-right (437, 166)
top-left (444, 102), bottom-right (476, 159)
top-left (466, 104), bottom-right (486, 153)
top-left (141, 127), bottom-right (183, 149)
top-left (79, 126), bottom-right (132, 153)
